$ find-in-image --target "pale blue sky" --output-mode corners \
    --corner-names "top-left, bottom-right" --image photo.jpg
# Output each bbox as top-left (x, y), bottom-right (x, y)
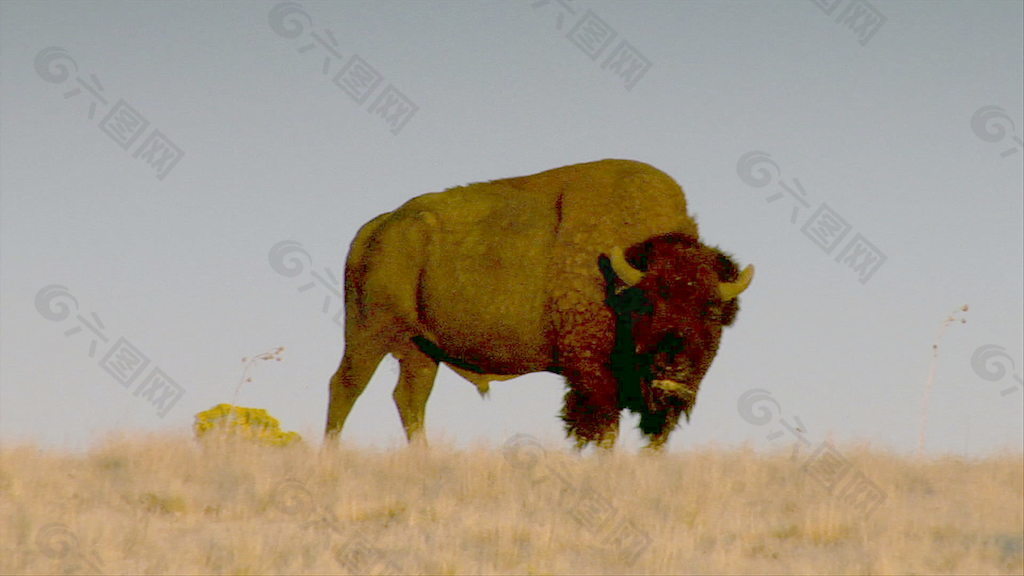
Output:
top-left (2, 0), bottom-right (1021, 455)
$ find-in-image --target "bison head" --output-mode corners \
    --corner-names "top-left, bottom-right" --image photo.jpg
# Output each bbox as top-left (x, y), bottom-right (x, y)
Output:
top-left (600, 233), bottom-right (753, 441)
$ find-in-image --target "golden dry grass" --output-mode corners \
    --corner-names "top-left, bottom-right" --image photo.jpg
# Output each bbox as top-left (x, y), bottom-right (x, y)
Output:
top-left (1, 433), bottom-right (1021, 575)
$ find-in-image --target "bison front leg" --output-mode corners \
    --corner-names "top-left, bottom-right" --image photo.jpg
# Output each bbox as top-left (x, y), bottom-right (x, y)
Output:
top-left (561, 368), bottom-right (621, 450)
top-left (638, 408), bottom-right (683, 451)
top-left (392, 347), bottom-right (439, 445)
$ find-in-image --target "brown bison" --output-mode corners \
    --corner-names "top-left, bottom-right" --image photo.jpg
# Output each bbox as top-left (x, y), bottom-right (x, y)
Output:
top-left (325, 159), bottom-right (753, 449)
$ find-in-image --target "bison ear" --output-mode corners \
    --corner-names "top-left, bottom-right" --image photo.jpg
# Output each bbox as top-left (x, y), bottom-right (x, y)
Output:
top-left (710, 247), bottom-right (740, 282)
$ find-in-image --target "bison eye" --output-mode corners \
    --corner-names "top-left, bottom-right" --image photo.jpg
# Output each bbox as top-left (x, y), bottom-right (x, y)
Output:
top-left (701, 302), bottom-right (722, 322)
top-left (658, 333), bottom-right (685, 356)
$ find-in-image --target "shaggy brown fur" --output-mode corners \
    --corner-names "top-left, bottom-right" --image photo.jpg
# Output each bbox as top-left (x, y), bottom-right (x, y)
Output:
top-left (324, 159), bottom-right (751, 449)
top-left (602, 233), bottom-right (744, 448)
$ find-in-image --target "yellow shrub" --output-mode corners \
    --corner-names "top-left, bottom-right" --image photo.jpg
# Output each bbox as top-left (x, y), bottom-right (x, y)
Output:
top-left (193, 403), bottom-right (302, 446)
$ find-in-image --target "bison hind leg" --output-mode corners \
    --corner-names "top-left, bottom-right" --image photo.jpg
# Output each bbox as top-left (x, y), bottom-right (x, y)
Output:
top-left (392, 347), bottom-right (440, 445)
top-left (325, 344), bottom-right (387, 442)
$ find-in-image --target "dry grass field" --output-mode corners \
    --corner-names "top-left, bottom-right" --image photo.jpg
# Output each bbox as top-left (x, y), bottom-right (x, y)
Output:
top-left (1, 433), bottom-right (1021, 575)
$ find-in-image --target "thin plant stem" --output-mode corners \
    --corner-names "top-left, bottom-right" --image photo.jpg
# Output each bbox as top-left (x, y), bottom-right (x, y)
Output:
top-left (918, 305), bottom-right (968, 456)
top-left (232, 346), bottom-right (285, 404)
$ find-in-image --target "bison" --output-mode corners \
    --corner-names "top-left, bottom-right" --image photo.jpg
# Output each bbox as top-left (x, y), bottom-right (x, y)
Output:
top-left (325, 159), bottom-right (753, 449)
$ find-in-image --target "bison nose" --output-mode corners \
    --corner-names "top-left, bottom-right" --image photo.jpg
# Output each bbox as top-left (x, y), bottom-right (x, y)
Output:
top-left (652, 379), bottom-right (686, 393)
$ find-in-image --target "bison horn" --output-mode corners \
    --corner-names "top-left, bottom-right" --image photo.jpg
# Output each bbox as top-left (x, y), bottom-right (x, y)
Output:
top-left (719, 264), bottom-right (755, 301)
top-left (609, 246), bottom-right (645, 287)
